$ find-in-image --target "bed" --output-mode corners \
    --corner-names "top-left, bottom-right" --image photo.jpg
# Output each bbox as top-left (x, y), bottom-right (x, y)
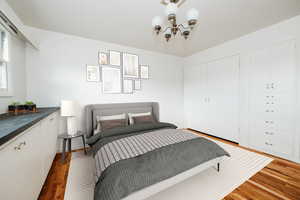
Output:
top-left (85, 102), bottom-right (229, 200)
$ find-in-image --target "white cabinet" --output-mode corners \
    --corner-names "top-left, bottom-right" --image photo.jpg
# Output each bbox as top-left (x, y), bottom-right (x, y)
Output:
top-left (184, 55), bottom-right (240, 142)
top-left (41, 112), bottom-right (59, 181)
top-left (248, 41), bottom-right (296, 160)
top-left (0, 111), bottom-right (59, 200)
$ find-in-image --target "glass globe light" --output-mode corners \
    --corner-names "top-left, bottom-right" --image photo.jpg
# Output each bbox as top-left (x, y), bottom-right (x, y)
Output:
top-left (186, 8), bottom-right (199, 21)
top-left (152, 16), bottom-right (163, 27)
top-left (164, 28), bottom-right (172, 42)
top-left (152, 16), bottom-right (163, 34)
top-left (186, 8), bottom-right (199, 29)
top-left (165, 3), bottom-right (178, 17)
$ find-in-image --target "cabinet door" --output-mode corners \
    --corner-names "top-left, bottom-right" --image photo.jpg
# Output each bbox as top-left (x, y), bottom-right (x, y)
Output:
top-left (184, 64), bottom-right (208, 133)
top-left (269, 41), bottom-right (295, 94)
top-left (40, 112), bottom-right (59, 182)
top-left (0, 123), bottom-right (43, 200)
top-left (206, 56), bottom-right (240, 142)
top-left (249, 49), bottom-right (273, 95)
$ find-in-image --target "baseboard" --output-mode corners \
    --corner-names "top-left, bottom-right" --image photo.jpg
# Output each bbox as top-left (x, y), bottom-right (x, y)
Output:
top-left (187, 128), bottom-right (239, 144)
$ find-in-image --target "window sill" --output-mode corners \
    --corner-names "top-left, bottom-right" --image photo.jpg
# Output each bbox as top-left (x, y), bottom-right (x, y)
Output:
top-left (0, 90), bottom-right (12, 97)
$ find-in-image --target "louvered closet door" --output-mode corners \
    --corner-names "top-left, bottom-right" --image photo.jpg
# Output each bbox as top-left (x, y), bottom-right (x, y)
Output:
top-left (249, 41), bottom-right (296, 159)
top-left (206, 56), bottom-right (239, 142)
top-left (185, 64), bottom-right (208, 132)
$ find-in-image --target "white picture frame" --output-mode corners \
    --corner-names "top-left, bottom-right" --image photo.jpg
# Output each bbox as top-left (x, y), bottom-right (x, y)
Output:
top-left (123, 79), bottom-right (133, 94)
top-left (86, 65), bottom-right (100, 82)
top-left (140, 65), bottom-right (149, 79)
top-left (134, 80), bottom-right (141, 90)
top-left (99, 52), bottom-right (108, 65)
top-left (123, 53), bottom-right (139, 78)
top-left (102, 66), bottom-right (122, 94)
top-left (109, 50), bottom-right (121, 66)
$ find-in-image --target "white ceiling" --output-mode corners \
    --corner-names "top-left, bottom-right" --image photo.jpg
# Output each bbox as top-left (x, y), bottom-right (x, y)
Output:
top-left (6, 0), bottom-right (300, 57)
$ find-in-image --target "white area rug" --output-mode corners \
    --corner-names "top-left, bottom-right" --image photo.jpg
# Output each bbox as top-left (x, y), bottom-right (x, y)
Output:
top-left (64, 140), bottom-right (272, 200)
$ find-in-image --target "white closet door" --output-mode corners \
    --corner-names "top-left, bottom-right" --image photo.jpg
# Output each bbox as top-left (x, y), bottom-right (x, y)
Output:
top-left (184, 64), bottom-right (208, 132)
top-left (206, 56), bottom-right (240, 142)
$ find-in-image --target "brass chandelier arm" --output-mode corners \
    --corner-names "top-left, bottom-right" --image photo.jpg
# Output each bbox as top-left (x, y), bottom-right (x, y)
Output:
top-left (177, 0), bottom-right (187, 7)
top-left (160, 24), bottom-right (188, 34)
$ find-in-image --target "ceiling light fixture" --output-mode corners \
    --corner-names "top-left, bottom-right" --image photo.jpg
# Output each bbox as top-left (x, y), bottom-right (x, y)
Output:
top-left (152, 0), bottom-right (199, 42)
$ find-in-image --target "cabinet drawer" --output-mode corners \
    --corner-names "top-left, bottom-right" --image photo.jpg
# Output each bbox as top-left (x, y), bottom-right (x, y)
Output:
top-left (249, 130), bottom-right (293, 157)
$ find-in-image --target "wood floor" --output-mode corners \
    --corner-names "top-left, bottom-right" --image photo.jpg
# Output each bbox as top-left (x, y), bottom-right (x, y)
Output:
top-left (38, 152), bottom-right (71, 200)
top-left (38, 131), bottom-right (300, 200)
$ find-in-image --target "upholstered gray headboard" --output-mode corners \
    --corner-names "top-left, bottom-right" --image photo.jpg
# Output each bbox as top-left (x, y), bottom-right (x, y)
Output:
top-left (84, 102), bottom-right (159, 138)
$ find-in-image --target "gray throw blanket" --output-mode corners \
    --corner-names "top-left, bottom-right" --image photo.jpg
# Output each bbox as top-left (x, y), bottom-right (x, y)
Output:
top-left (90, 123), bottom-right (229, 200)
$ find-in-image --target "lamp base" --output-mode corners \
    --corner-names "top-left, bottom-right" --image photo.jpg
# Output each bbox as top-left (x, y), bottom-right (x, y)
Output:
top-left (67, 116), bottom-right (77, 136)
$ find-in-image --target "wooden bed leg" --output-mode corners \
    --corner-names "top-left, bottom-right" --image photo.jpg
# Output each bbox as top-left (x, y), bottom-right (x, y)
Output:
top-left (217, 163), bottom-right (220, 172)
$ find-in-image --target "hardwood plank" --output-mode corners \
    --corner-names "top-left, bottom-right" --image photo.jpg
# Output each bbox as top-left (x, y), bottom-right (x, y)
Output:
top-left (250, 171), bottom-right (300, 199)
top-left (225, 181), bottom-right (280, 200)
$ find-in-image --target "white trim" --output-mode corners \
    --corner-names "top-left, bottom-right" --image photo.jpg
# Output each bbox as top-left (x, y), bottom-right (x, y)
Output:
top-left (0, 25), bottom-right (12, 97)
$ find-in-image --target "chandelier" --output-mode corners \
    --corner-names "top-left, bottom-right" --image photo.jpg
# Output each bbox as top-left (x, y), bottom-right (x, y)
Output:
top-left (152, 0), bottom-right (199, 42)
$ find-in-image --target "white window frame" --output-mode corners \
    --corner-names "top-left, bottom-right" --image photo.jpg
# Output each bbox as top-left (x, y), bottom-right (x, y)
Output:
top-left (0, 23), bottom-right (12, 97)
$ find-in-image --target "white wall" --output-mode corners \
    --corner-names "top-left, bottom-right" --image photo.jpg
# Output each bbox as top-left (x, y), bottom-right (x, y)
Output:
top-left (0, 35), bottom-right (26, 114)
top-left (183, 15), bottom-right (300, 160)
top-left (25, 27), bottom-right (184, 138)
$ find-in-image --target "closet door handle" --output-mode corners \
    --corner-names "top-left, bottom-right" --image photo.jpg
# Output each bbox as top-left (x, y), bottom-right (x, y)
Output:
top-left (265, 132), bottom-right (274, 136)
top-left (265, 142), bottom-right (273, 146)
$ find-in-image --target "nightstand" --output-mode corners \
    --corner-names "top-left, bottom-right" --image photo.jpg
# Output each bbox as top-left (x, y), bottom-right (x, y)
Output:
top-left (58, 131), bottom-right (87, 162)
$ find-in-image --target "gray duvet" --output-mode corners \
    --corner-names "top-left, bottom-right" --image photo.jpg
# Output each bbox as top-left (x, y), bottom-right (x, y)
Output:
top-left (88, 123), bottom-right (229, 200)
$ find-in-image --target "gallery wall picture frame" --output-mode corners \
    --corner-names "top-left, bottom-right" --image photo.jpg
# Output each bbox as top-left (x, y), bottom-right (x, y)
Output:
top-left (86, 65), bottom-right (100, 82)
top-left (109, 50), bottom-right (121, 66)
top-left (134, 80), bottom-right (141, 90)
top-left (123, 53), bottom-right (139, 78)
top-left (140, 65), bottom-right (149, 79)
top-left (102, 66), bottom-right (122, 94)
top-left (123, 79), bottom-right (134, 94)
top-left (99, 52), bottom-right (108, 65)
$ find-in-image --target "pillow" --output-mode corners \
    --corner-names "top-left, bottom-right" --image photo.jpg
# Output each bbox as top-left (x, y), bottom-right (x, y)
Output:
top-left (94, 113), bottom-right (126, 134)
top-left (132, 115), bottom-right (156, 124)
top-left (100, 119), bottom-right (127, 131)
top-left (128, 112), bottom-right (151, 125)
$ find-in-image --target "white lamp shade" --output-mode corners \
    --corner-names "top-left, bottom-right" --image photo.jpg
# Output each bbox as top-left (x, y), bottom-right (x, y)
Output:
top-left (165, 3), bottom-right (178, 16)
top-left (186, 8), bottom-right (199, 21)
top-left (152, 16), bottom-right (163, 27)
top-left (61, 100), bottom-right (76, 117)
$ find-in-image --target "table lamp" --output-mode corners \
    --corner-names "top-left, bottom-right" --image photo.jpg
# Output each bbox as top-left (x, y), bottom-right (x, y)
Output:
top-left (61, 100), bottom-right (77, 135)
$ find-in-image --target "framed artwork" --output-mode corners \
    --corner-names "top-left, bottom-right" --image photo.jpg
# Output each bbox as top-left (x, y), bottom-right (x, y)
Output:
top-left (99, 52), bottom-right (108, 65)
top-left (102, 66), bottom-right (122, 94)
top-left (134, 80), bottom-right (141, 90)
top-left (123, 79), bottom-right (133, 94)
top-left (86, 65), bottom-right (100, 82)
top-left (123, 53), bottom-right (139, 78)
top-left (140, 65), bottom-right (149, 79)
top-left (109, 50), bottom-right (121, 66)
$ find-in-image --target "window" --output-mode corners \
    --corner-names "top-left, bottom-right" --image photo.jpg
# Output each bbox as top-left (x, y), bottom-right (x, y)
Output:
top-left (0, 25), bottom-right (9, 93)
top-left (0, 62), bottom-right (7, 90)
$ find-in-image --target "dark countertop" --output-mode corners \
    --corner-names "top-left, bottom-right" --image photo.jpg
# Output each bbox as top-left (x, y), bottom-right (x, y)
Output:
top-left (0, 107), bottom-right (60, 147)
